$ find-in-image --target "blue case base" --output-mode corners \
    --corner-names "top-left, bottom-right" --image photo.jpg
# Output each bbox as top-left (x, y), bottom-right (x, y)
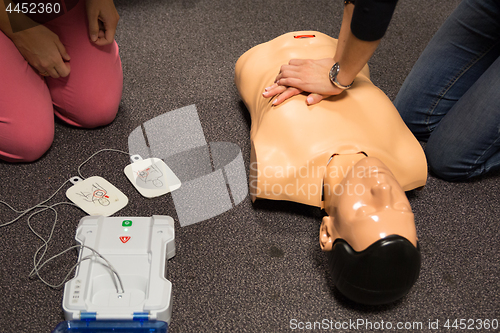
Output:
top-left (52, 320), bottom-right (168, 333)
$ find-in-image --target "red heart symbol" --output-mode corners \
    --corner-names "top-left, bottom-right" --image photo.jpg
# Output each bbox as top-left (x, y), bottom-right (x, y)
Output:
top-left (119, 236), bottom-right (131, 244)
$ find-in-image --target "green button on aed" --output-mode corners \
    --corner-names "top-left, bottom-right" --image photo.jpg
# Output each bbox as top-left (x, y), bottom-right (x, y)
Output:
top-left (122, 220), bottom-right (133, 227)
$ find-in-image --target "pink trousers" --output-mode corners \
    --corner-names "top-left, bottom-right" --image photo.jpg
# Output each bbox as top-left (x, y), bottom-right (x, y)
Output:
top-left (0, 0), bottom-right (123, 162)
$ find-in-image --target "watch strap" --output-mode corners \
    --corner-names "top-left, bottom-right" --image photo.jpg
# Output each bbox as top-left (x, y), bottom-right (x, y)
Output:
top-left (329, 62), bottom-right (354, 90)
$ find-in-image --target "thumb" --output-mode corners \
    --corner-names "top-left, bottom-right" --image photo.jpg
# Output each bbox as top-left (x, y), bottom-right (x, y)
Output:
top-left (306, 93), bottom-right (325, 105)
top-left (87, 12), bottom-right (99, 42)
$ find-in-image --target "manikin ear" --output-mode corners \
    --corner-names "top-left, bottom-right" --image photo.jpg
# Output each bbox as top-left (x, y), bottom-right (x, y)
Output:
top-left (320, 216), bottom-right (335, 251)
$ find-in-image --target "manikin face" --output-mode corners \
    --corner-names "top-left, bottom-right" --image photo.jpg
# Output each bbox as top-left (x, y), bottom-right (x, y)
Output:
top-left (320, 157), bottom-right (417, 252)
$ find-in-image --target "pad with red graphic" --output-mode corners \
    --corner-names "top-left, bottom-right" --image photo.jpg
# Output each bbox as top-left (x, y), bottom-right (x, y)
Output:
top-left (124, 157), bottom-right (181, 198)
top-left (66, 176), bottom-right (128, 216)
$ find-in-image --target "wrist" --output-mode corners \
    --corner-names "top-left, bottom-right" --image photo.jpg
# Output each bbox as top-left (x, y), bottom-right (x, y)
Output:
top-left (8, 27), bottom-right (31, 44)
top-left (336, 67), bottom-right (356, 87)
top-left (2, 16), bottom-right (38, 41)
top-left (329, 62), bottom-right (354, 90)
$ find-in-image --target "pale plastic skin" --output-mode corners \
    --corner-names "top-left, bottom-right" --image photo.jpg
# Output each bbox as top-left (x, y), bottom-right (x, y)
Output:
top-left (235, 31), bottom-right (427, 251)
top-left (320, 156), bottom-right (417, 251)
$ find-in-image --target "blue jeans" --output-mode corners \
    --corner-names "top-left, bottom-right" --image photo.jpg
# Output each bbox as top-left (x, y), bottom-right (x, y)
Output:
top-left (394, 0), bottom-right (500, 181)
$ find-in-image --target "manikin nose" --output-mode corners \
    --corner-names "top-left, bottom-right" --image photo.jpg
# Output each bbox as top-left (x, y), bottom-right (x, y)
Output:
top-left (371, 183), bottom-right (392, 209)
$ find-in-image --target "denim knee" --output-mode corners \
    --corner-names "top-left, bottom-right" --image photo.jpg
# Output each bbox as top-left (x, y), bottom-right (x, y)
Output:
top-left (425, 140), bottom-right (471, 181)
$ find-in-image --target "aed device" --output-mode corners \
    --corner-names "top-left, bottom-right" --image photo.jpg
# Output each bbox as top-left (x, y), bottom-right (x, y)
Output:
top-left (52, 215), bottom-right (175, 333)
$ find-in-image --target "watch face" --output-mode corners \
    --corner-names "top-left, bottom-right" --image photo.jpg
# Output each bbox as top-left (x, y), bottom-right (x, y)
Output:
top-left (329, 63), bottom-right (342, 88)
top-left (329, 64), bottom-right (336, 80)
top-left (329, 63), bottom-right (352, 90)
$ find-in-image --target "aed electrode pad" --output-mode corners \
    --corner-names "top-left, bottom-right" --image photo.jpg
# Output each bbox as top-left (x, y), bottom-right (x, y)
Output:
top-left (124, 157), bottom-right (181, 198)
top-left (66, 176), bottom-right (128, 216)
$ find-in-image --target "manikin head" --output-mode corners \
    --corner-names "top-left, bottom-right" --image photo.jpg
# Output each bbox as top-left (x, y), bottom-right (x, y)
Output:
top-left (320, 156), bottom-right (421, 305)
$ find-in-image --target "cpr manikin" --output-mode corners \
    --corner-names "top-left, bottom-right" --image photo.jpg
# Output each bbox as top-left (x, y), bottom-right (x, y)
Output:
top-left (235, 31), bottom-right (427, 305)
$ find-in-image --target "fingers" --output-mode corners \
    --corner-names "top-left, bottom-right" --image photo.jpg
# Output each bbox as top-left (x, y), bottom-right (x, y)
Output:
top-left (46, 67), bottom-right (60, 78)
top-left (306, 93), bottom-right (325, 105)
top-left (262, 83), bottom-right (286, 98)
top-left (36, 50), bottom-right (70, 78)
top-left (273, 62), bottom-right (310, 91)
top-left (276, 64), bottom-right (298, 82)
top-left (36, 63), bottom-right (60, 79)
top-left (274, 72), bottom-right (281, 83)
top-left (288, 58), bottom-right (309, 66)
top-left (275, 77), bottom-right (302, 89)
top-left (48, 40), bottom-right (71, 78)
top-left (279, 59), bottom-right (312, 76)
top-left (262, 84), bottom-right (302, 106)
top-left (103, 16), bottom-right (118, 45)
top-left (92, 19), bottom-right (117, 46)
top-left (53, 61), bottom-right (71, 78)
top-left (92, 20), bottom-right (119, 45)
top-left (263, 58), bottom-right (331, 105)
top-left (272, 87), bottom-right (302, 106)
top-left (38, 61), bottom-right (70, 79)
top-left (87, 1), bottom-right (120, 46)
top-left (12, 25), bottom-right (71, 79)
top-left (98, 21), bottom-right (106, 39)
top-left (275, 60), bottom-right (306, 83)
top-left (55, 39), bottom-right (71, 62)
top-left (262, 86), bottom-right (327, 106)
top-left (273, 59), bottom-right (312, 84)
top-left (87, 10), bottom-right (100, 42)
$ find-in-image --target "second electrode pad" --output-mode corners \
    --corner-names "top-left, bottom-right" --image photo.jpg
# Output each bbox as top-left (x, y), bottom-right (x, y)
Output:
top-left (66, 176), bottom-right (128, 216)
top-left (124, 157), bottom-right (181, 198)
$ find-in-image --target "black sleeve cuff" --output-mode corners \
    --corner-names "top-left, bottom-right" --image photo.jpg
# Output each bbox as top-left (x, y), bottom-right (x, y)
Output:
top-left (350, 0), bottom-right (398, 41)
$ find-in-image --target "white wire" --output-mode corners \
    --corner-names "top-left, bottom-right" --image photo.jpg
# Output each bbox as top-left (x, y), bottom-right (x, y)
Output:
top-left (77, 148), bottom-right (131, 179)
top-left (0, 179), bottom-right (72, 228)
top-left (0, 148), bottom-right (131, 293)
top-left (27, 202), bottom-right (76, 277)
top-left (26, 202), bottom-right (125, 293)
top-left (30, 244), bottom-right (125, 293)
top-left (0, 148), bottom-right (131, 229)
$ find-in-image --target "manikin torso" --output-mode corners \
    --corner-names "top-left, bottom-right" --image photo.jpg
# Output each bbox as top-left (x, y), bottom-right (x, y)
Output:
top-left (235, 33), bottom-right (425, 303)
top-left (235, 31), bottom-right (427, 209)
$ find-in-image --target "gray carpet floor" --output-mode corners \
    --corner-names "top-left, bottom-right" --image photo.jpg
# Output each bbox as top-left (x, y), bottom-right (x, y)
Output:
top-left (1, 0), bottom-right (499, 332)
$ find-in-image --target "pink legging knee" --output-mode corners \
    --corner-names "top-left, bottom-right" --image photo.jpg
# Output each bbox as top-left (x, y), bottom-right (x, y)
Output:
top-left (0, 0), bottom-right (123, 162)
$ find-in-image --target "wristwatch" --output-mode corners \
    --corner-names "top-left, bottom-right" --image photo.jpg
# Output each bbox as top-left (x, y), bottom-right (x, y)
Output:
top-left (329, 62), bottom-right (354, 90)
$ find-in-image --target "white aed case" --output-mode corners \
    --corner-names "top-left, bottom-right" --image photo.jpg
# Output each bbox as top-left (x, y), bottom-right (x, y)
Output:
top-left (62, 215), bottom-right (175, 324)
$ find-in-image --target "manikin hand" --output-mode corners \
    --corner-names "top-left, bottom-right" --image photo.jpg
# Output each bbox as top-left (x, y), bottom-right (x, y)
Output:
top-left (85, 0), bottom-right (119, 46)
top-left (262, 58), bottom-right (345, 106)
top-left (11, 24), bottom-right (71, 78)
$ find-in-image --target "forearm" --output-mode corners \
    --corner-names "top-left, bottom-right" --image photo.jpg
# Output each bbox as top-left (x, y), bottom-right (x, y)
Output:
top-left (263, 0), bottom-right (397, 106)
top-left (334, 0), bottom-right (398, 86)
top-left (0, 1), bottom-right (38, 40)
top-left (333, 3), bottom-right (380, 86)
top-left (0, 1), bottom-right (14, 37)
top-left (333, 2), bottom-right (355, 66)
